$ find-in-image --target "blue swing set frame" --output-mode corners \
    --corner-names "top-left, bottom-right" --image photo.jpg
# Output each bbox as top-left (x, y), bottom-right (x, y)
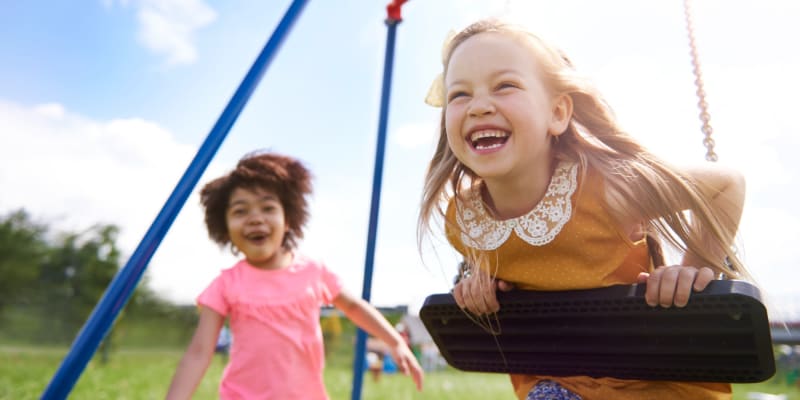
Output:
top-left (41, 1), bottom-right (407, 399)
top-left (39, 1), bottom-right (783, 398)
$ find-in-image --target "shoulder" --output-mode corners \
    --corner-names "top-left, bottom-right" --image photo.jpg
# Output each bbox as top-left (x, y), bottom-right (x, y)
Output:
top-left (292, 252), bottom-right (325, 269)
top-left (209, 260), bottom-right (242, 282)
top-left (292, 252), bottom-right (339, 277)
top-left (204, 261), bottom-right (245, 294)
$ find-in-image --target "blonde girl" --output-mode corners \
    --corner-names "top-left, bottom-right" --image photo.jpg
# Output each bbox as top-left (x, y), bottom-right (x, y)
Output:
top-left (418, 18), bottom-right (750, 400)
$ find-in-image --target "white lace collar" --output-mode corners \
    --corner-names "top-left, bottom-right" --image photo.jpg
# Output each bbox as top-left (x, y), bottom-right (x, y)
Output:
top-left (456, 161), bottom-right (579, 250)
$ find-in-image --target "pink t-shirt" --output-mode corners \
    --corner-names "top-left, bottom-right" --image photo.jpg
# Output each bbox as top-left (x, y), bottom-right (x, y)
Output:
top-left (198, 254), bottom-right (342, 400)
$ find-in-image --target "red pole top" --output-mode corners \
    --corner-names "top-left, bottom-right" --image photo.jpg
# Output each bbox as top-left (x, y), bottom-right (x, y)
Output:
top-left (386, 0), bottom-right (407, 22)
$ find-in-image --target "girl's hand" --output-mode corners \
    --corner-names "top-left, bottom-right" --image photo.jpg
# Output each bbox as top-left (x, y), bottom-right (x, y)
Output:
top-left (389, 343), bottom-right (425, 391)
top-left (452, 269), bottom-right (514, 315)
top-left (637, 265), bottom-right (715, 307)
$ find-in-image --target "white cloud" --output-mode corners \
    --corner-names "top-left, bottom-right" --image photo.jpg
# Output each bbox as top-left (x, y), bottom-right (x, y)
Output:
top-left (0, 99), bottom-right (448, 307)
top-left (6, 0), bottom-right (799, 314)
top-left (33, 103), bottom-right (66, 119)
top-left (0, 99), bottom-right (233, 303)
top-left (110, 0), bottom-right (217, 66)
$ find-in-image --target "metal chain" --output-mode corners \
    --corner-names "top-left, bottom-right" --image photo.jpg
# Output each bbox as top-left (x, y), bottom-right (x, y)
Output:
top-left (683, 0), bottom-right (718, 162)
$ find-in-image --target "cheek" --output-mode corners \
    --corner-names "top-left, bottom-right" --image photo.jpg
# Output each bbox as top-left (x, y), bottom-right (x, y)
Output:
top-left (224, 224), bottom-right (239, 244)
top-left (444, 108), bottom-right (462, 143)
top-left (225, 218), bottom-right (237, 233)
top-left (272, 214), bottom-right (288, 230)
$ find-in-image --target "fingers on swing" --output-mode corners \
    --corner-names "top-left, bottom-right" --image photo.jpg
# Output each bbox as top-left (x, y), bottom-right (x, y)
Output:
top-left (646, 266), bottom-right (687, 307)
top-left (453, 282), bottom-right (464, 307)
top-left (453, 277), bottom-right (497, 315)
top-left (646, 266), bottom-right (713, 308)
top-left (496, 279), bottom-right (515, 292)
top-left (671, 267), bottom-right (699, 307)
top-left (463, 277), bottom-right (487, 314)
top-left (478, 276), bottom-right (500, 314)
top-left (693, 266), bottom-right (715, 291)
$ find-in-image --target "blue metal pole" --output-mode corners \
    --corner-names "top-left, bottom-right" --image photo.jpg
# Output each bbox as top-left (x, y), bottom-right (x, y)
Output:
top-left (350, 16), bottom-right (400, 400)
top-left (40, 1), bottom-right (309, 398)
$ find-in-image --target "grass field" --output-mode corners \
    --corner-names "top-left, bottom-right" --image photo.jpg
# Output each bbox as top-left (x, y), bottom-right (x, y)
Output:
top-left (2, 346), bottom-right (798, 400)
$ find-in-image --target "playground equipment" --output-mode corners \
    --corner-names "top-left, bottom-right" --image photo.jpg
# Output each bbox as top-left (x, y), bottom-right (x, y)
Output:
top-left (420, 280), bottom-right (775, 382)
top-left (40, 1), bottom-right (778, 399)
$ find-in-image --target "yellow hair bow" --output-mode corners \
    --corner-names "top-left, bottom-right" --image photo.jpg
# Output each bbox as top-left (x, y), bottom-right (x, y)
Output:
top-left (424, 74), bottom-right (445, 107)
top-left (424, 30), bottom-right (457, 108)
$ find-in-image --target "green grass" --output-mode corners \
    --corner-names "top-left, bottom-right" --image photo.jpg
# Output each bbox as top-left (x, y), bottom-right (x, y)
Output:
top-left (1, 346), bottom-right (798, 399)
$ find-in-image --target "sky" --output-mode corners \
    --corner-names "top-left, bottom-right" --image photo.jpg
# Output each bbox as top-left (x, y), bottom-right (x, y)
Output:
top-left (1, 0), bottom-right (798, 319)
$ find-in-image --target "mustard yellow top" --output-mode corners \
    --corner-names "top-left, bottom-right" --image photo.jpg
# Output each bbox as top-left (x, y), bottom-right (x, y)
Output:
top-left (445, 162), bottom-right (732, 400)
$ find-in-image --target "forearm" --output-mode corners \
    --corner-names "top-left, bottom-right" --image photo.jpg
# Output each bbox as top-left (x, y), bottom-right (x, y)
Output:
top-left (683, 166), bottom-right (746, 269)
top-left (166, 307), bottom-right (223, 400)
top-left (707, 169), bottom-right (745, 244)
top-left (165, 348), bottom-right (213, 400)
top-left (334, 292), bottom-right (425, 390)
top-left (337, 296), bottom-right (404, 347)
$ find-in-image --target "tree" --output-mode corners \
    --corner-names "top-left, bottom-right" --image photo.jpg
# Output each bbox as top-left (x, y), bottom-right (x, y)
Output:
top-left (0, 209), bottom-right (179, 351)
top-left (0, 209), bottom-right (47, 313)
top-left (39, 224), bottom-right (123, 348)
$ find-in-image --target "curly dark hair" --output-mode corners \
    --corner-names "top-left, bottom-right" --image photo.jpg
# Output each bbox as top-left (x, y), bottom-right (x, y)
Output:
top-left (200, 150), bottom-right (313, 250)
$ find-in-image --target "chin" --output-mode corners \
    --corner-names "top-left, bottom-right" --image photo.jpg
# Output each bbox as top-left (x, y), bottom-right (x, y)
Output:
top-left (473, 166), bottom-right (511, 180)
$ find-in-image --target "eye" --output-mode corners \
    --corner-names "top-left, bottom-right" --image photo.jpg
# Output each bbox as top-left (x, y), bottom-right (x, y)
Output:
top-left (447, 91), bottom-right (469, 103)
top-left (496, 81), bottom-right (519, 90)
top-left (230, 208), bottom-right (246, 216)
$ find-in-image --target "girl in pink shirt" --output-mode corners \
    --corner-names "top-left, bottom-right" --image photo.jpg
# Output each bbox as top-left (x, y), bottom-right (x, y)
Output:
top-left (166, 151), bottom-right (423, 400)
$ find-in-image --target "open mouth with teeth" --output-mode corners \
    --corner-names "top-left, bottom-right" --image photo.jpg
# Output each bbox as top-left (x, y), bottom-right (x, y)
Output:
top-left (245, 232), bottom-right (269, 243)
top-left (469, 130), bottom-right (510, 151)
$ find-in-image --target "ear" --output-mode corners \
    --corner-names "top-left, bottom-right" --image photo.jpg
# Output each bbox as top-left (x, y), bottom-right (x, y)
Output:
top-left (548, 93), bottom-right (573, 136)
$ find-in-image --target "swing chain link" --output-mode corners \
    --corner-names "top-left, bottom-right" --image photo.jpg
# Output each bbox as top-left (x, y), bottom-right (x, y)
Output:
top-left (684, 0), bottom-right (718, 162)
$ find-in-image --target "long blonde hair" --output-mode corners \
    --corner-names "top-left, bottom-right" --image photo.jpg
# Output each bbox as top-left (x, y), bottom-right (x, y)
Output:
top-left (418, 18), bottom-right (749, 281)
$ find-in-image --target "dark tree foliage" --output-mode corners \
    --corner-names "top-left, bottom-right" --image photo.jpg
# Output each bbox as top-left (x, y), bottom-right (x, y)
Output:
top-left (38, 224), bottom-right (123, 342)
top-left (0, 209), bottom-right (202, 352)
top-left (1, 210), bottom-right (155, 343)
top-left (0, 209), bottom-right (47, 312)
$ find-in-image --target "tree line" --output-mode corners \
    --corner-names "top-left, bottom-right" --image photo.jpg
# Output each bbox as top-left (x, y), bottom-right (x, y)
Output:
top-left (0, 209), bottom-right (196, 349)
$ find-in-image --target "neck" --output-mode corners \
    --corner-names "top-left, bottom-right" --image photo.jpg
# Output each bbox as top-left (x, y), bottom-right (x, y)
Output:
top-left (482, 158), bottom-right (555, 220)
top-left (248, 249), bottom-right (293, 270)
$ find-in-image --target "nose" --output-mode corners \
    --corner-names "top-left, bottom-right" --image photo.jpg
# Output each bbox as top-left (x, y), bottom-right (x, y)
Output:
top-left (467, 94), bottom-right (495, 117)
top-left (246, 210), bottom-right (265, 225)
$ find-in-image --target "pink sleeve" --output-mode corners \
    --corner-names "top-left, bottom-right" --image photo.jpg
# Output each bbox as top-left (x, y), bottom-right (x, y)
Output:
top-left (197, 274), bottom-right (229, 316)
top-left (318, 262), bottom-right (343, 305)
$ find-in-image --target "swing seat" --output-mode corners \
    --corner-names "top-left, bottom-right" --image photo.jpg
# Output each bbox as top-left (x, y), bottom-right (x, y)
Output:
top-left (419, 280), bottom-right (775, 383)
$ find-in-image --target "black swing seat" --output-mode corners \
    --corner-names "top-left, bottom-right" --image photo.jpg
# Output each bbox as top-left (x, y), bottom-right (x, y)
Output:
top-left (419, 280), bottom-right (775, 383)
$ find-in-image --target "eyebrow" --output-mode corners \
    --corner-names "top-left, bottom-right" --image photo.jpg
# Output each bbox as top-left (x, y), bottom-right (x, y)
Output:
top-left (446, 69), bottom-right (522, 88)
top-left (228, 194), bottom-right (279, 208)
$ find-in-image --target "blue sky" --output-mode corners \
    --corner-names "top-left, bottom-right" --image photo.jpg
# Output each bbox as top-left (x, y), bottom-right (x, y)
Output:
top-left (1, 0), bottom-right (798, 318)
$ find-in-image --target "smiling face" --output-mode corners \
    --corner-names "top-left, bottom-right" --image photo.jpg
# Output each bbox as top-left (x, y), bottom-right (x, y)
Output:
top-left (225, 186), bottom-right (290, 269)
top-left (444, 32), bottom-right (567, 186)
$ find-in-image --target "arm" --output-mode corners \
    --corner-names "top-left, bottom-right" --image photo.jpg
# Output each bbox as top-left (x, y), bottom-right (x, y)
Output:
top-left (165, 307), bottom-right (224, 400)
top-left (680, 162), bottom-right (746, 266)
top-left (332, 291), bottom-right (424, 391)
top-left (637, 163), bottom-right (746, 307)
